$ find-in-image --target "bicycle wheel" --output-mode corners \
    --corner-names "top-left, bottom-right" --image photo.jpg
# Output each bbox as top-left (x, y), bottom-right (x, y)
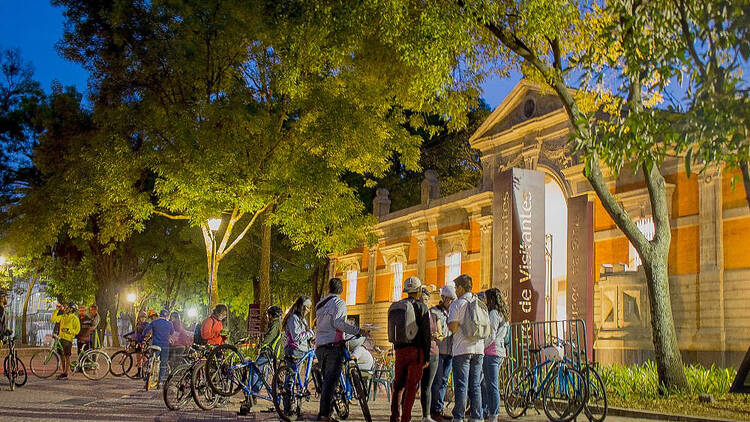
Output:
top-left (350, 365), bottom-right (372, 422)
top-left (272, 364), bottom-right (298, 421)
top-left (30, 349), bottom-right (60, 378)
top-left (542, 364), bottom-right (588, 422)
top-left (11, 357), bottom-right (27, 387)
top-left (584, 366), bottom-right (608, 422)
top-left (504, 367), bottom-right (532, 418)
top-left (191, 361), bottom-right (220, 410)
top-left (109, 351), bottom-right (132, 377)
top-left (81, 350), bottom-right (110, 380)
top-left (4, 355), bottom-right (15, 390)
top-left (163, 364), bottom-right (192, 410)
top-left (145, 356), bottom-right (160, 390)
top-left (205, 344), bottom-right (245, 397)
top-left (334, 383), bottom-right (350, 420)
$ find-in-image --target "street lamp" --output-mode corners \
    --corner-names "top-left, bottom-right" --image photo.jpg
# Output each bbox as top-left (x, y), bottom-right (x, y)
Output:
top-left (207, 218), bottom-right (222, 306)
top-left (126, 292), bottom-right (137, 303)
top-left (187, 307), bottom-right (198, 318)
top-left (0, 255), bottom-right (6, 266)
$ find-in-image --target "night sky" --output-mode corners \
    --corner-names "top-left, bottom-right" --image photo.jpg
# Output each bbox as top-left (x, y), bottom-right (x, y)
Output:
top-left (0, 1), bottom-right (519, 109)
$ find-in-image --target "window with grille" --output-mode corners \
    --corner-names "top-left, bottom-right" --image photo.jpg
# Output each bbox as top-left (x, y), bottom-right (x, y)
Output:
top-left (392, 262), bottom-right (403, 301)
top-left (628, 217), bottom-right (655, 270)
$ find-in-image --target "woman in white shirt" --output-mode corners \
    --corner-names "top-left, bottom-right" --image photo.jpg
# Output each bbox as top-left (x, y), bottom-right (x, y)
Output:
top-left (481, 288), bottom-right (509, 422)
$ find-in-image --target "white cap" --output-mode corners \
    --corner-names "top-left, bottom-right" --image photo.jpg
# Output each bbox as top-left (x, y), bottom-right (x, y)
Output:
top-left (403, 276), bottom-right (422, 293)
top-left (440, 284), bottom-right (457, 299)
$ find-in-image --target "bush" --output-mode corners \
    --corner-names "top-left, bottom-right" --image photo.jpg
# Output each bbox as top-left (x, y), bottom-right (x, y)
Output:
top-left (600, 361), bottom-right (737, 399)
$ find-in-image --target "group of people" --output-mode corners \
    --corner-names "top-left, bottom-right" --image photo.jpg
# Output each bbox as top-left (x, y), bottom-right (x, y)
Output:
top-left (388, 274), bottom-right (509, 422)
top-left (50, 301), bottom-right (100, 379)
top-left (129, 309), bottom-right (196, 385)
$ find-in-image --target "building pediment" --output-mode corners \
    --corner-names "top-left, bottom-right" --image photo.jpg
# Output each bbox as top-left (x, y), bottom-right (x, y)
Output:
top-left (379, 242), bottom-right (410, 266)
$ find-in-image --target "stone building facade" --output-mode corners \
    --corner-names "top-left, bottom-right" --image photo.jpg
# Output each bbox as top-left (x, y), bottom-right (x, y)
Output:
top-left (331, 80), bottom-right (750, 368)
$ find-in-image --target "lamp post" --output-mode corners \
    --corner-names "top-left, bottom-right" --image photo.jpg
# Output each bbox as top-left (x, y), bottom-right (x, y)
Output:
top-left (207, 218), bottom-right (222, 307)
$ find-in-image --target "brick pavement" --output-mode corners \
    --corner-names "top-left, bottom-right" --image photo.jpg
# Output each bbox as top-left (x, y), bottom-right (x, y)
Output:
top-left (0, 372), bottom-right (666, 422)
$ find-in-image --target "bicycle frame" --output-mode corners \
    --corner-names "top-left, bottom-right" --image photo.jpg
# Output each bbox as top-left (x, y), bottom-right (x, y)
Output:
top-left (224, 349), bottom-right (285, 402)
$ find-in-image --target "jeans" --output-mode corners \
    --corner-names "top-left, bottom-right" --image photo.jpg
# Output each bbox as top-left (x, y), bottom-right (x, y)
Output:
top-left (390, 347), bottom-right (425, 422)
top-left (251, 354), bottom-right (270, 393)
top-left (452, 353), bottom-right (483, 421)
top-left (431, 354), bottom-right (453, 415)
top-left (481, 355), bottom-right (503, 418)
top-left (420, 354), bottom-right (439, 417)
top-left (157, 344), bottom-right (170, 384)
top-left (316, 345), bottom-right (344, 419)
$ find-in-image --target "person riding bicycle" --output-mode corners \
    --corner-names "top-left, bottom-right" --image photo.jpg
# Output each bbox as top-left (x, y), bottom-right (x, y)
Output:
top-left (51, 301), bottom-right (81, 380)
top-left (143, 309), bottom-right (174, 388)
top-left (200, 304), bottom-right (228, 346)
top-left (249, 305), bottom-right (284, 395)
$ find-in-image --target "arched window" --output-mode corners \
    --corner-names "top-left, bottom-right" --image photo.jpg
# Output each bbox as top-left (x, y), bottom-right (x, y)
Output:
top-left (392, 262), bottom-right (404, 301)
top-left (628, 217), bottom-right (655, 270)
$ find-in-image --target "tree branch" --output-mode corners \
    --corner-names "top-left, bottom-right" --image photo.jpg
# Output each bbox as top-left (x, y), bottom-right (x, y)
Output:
top-left (153, 210), bottom-right (190, 220)
top-left (675, 0), bottom-right (706, 80)
top-left (218, 199), bottom-right (276, 259)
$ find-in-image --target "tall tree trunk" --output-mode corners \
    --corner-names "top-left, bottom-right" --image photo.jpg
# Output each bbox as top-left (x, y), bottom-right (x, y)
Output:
top-left (21, 275), bottom-right (36, 345)
top-left (259, 211), bottom-right (272, 331)
top-left (95, 280), bottom-right (121, 348)
top-left (740, 161), bottom-right (750, 209)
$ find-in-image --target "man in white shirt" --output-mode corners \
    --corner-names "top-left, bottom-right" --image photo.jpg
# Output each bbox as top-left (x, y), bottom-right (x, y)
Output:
top-left (447, 274), bottom-right (484, 422)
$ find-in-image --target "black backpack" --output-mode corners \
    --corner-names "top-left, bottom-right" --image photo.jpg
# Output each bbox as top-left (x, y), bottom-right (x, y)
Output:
top-left (194, 320), bottom-right (206, 345)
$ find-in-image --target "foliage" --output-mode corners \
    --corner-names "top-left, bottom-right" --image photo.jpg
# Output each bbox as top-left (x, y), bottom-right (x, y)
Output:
top-left (601, 362), bottom-right (750, 421)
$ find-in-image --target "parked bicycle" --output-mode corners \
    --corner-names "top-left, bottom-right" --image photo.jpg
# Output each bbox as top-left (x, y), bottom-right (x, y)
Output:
top-left (30, 334), bottom-right (110, 380)
top-left (270, 347), bottom-right (320, 420)
top-left (205, 342), bottom-right (283, 416)
top-left (504, 341), bottom-right (588, 422)
top-left (163, 344), bottom-right (215, 410)
top-left (142, 344), bottom-right (163, 390)
top-left (110, 334), bottom-right (145, 377)
top-left (2, 331), bottom-right (27, 390)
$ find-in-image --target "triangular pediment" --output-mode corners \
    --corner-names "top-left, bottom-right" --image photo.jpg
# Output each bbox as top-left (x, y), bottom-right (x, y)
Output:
top-left (470, 80), bottom-right (566, 149)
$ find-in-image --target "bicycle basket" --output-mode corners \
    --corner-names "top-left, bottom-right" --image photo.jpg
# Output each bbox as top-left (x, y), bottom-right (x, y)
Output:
top-left (541, 344), bottom-right (564, 362)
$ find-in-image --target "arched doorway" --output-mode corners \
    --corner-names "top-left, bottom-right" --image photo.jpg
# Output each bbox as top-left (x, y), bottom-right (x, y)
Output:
top-left (544, 172), bottom-right (568, 320)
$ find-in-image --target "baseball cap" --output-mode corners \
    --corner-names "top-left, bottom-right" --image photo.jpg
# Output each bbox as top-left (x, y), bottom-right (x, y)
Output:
top-left (160, 309), bottom-right (169, 317)
top-left (403, 276), bottom-right (422, 293)
top-left (440, 284), bottom-right (457, 299)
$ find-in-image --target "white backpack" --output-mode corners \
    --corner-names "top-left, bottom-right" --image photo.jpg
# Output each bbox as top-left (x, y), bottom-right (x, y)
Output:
top-left (462, 294), bottom-right (491, 341)
top-left (388, 299), bottom-right (418, 343)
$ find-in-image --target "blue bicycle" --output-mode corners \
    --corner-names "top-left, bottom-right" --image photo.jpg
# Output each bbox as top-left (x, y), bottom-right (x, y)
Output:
top-left (504, 341), bottom-right (588, 422)
top-left (272, 348), bottom-right (321, 420)
top-left (329, 336), bottom-right (372, 422)
top-left (204, 344), bottom-right (282, 418)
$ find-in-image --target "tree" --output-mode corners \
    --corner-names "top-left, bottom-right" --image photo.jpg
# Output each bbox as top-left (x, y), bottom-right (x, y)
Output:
top-left (53, 0), bottom-right (483, 308)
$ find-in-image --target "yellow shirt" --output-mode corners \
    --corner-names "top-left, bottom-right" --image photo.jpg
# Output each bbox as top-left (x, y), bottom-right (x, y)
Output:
top-left (51, 309), bottom-right (81, 342)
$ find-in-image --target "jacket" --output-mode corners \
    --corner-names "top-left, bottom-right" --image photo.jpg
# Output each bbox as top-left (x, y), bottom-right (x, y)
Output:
top-left (315, 294), bottom-right (359, 346)
top-left (51, 309), bottom-right (81, 342)
top-left (144, 318), bottom-right (175, 348)
top-left (261, 318), bottom-right (282, 354)
top-left (285, 314), bottom-right (314, 353)
top-left (201, 315), bottom-right (224, 345)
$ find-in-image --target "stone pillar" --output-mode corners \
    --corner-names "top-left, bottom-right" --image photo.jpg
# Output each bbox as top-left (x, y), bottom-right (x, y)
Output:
top-left (373, 188), bottom-right (391, 218)
top-left (475, 216), bottom-right (493, 290)
top-left (416, 232), bottom-right (428, 282)
top-left (421, 170), bottom-right (441, 205)
top-left (697, 170), bottom-right (725, 365)
top-left (367, 247), bottom-right (377, 304)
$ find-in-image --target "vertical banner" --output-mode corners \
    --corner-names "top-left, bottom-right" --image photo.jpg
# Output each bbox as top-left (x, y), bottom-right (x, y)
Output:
top-left (567, 195), bottom-right (594, 359)
top-left (493, 168), bottom-right (546, 324)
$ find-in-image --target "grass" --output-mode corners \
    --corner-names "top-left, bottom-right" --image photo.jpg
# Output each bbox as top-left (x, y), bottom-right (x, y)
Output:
top-left (600, 362), bottom-right (750, 421)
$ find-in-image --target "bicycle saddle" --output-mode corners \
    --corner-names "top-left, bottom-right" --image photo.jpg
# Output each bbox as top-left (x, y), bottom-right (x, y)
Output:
top-left (148, 345), bottom-right (162, 352)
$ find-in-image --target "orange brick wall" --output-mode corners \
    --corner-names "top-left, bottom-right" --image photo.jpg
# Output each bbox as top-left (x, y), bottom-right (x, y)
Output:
top-left (724, 218), bottom-right (750, 270)
top-left (668, 226), bottom-right (699, 275)
top-left (666, 171), bottom-right (699, 217)
top-left (594, 237), bottom-right (629, 281)
top-left (722, 168), bottom-right (747, 210)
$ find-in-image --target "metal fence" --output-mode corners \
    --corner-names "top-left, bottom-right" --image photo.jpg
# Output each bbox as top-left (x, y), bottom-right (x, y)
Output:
top-left (501, 319), bottom-right (590, 387)
top-left (8, 311), bottom-right (134, 347)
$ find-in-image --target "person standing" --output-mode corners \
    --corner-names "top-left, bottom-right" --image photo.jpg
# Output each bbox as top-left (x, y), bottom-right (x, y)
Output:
top-left (447, 274), bottom-right (485, 422)
top-left (419, 284), bottom-right (440, 422)
top-left (200, 304), bottom-right (228, 346)
top-left (51, 302), bottom-right (81, 380)
top-left (0, 291), bottom-right (9, 338)
top-left (430, 285), bottom-right (456, 422)
top-left (169, 311), bottom-right (193, 361)
top-left (143, 309), bottom-right (174, 387)
top-left (75, 306), bottom-right (92, 354)
top-left (315, 278), bottom-right (369, 422)
top-left (480, 288), bottom-right (509, 422)
top-left (88, 305), bottom-right (100, 347)
top-left (388, 276), bottom-right (431, 422)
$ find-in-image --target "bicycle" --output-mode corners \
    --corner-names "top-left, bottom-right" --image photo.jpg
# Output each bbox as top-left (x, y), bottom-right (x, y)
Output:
top-left (163, 344), bottom-right (213, 410)
top-left (504, 342), bottom-right (588, 422)
top-left (321, 336), bottom-right (372, 422)
top-left (205, 342), bottom-right (284, 417)
top-left (110, 335), bottom-right (144, 377)
top-left (2, 332), bottom-right (27, 390)
top-left (560, 338), bottom-right (608, 422)
top-left (143, 344), bottom-right (163, 390)
top-left (30, 334), bottom-right (110, 380)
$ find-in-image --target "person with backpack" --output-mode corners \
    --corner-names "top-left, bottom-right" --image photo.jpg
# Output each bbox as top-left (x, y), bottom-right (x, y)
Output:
top-left (388, 276), bottom-right (431, 422)
top-left (419, 284), bottom-right (440, 422)
top-left (430, 285), bottom-right (456, 422)
top-left (315, 278), bottom-right (369, 422)
top-left (143, 309), bottom-right (174, 387)
top-left (198, 304), bottom-right (228, 346)
top-left (447, 274), bottom-right (490, 422)
top-left (480, 288), bottom-right (509, 422)
top-left (261, 305), bottom-right (283, 357)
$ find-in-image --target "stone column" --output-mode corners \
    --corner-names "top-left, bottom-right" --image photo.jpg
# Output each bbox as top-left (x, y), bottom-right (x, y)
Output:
top-left (416, 233), bottom-right (428, 282)
top-left (697, 170), bottom-right (725, 365)
top-left (367, 247), bottom-right (377, 304)
top-left (475, 216), bottom-right (493, 290)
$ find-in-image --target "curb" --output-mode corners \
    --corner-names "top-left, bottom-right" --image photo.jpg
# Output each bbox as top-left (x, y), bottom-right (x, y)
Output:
top-left (609, 406), bottom-right (740, 422)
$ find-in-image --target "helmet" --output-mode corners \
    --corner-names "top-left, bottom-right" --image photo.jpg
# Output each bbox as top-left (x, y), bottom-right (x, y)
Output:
top-left (267, 306), bottom-right (282, 318)
top-left (147, 309), bottom-right (158, 318)
top-left (67, 301), bottom-right (77, 311)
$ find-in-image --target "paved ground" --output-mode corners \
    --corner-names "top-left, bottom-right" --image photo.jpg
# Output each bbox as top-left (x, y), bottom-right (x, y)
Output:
top-left (0, 371), bottom-right (667, 422)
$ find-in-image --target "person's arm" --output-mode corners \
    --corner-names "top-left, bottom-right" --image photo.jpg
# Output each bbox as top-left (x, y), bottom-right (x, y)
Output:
top-left (50, 309), bottom-right (61, 324)
top-left (71, 315), bottom-right (81, 337)
top-left (447, 300), bottom-right (461, 335)
top-left (485, 310), bottom-right (499, 349)
top-left (331, 299), bottom-right (360, 336)
top-left (143, 322), bottom-right (154, 337)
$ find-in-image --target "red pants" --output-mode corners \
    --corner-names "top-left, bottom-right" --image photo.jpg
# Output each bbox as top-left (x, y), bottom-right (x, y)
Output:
top-left (390, 346), bottom-right (425, 422)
